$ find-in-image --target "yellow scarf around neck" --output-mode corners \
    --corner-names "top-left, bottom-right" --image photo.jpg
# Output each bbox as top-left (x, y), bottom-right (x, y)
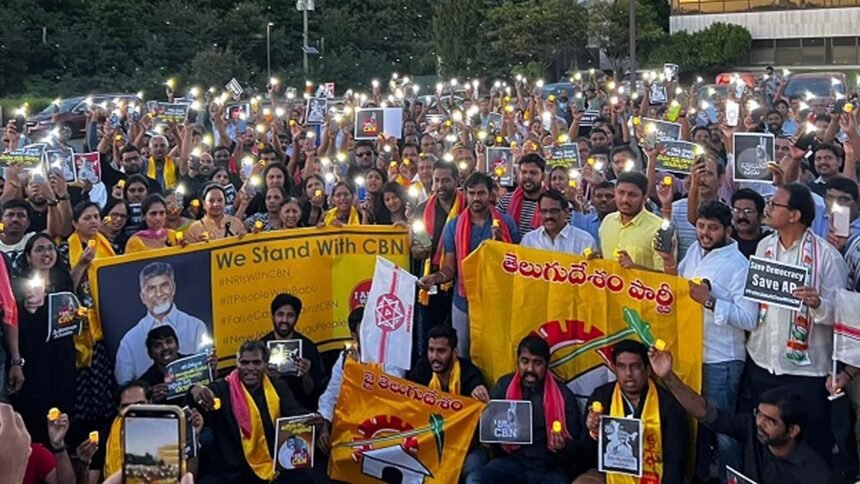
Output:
top-left (607, 379), bottom-right (663, 484)
top-left (68, 232), bottom-right (115, 367)
top-left (235, 375), bottom-right (281, 480)
top-left (324, 206), bottom-right (360, 226)
top-left (428, 357), bottom-right (461, 395)
top-left (104, 417), bottom-right (122, 478)
top-left (146, 156), bottom-right (177, 190)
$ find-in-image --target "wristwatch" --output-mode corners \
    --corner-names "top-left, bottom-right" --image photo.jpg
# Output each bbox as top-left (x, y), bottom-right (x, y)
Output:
top-left (704, 296), bottom-right (717, 311)
top-left (10, 357), bottom-right (25, 368)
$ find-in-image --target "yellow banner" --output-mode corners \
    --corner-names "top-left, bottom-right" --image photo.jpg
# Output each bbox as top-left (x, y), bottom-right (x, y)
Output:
top-left (89, 227), bottom-right (409, 375)
top-left (330, 360), bottom-right (484, 484)
top-left (462, 241), bottom-right (703, 394)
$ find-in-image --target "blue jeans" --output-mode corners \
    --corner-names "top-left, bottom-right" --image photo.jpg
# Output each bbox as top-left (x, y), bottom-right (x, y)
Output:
top-left (698, 360), bottom-right (744, 484)
top-left (465, 456), bottom-right (568, 484)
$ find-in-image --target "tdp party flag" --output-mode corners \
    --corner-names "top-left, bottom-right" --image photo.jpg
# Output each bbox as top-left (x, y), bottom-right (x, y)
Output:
top-left (463, 241), bottom-right (703, 398)
top-left (360, 257), bottom-right (416, 371)
top-left (330, 360), bottom-right (484, 484)
top-left (89, 227), bottom-right (409, 376)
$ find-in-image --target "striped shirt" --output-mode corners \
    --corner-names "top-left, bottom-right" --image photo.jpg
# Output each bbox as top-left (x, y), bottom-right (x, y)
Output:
top-left (497, 192), bottom-right (539, 236)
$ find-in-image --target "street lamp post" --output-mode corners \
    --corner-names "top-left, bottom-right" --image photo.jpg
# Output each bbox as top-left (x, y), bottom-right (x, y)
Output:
top-left (297, 0), bottom-right (314, 75)
top-left (267, 22), bottom-right (274, 81)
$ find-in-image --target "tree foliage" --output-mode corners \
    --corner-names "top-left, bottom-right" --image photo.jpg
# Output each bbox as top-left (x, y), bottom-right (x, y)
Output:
top-left (588, 0), bottom-right (666, 73)
top-left (644, 23), bottom-right (752, 75)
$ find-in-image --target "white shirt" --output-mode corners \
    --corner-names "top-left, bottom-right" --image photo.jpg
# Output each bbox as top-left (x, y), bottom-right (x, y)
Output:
top-left (0, 232), bottom-right (35, 254)
top-left (746, 230), bottom-right (849, 377)
top-left (520, 224), bottom-right (597, 255)
top-left (678, 240), bottom-right (758, 363)
top-left (318, 351), bottom-right (405, 422)
top-left (115, 305), bottom-right (209, 384)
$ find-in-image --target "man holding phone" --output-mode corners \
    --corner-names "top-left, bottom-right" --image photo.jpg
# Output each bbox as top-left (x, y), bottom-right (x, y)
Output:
top-left (823, 177), bottom-right (860, 291)
top-left (189, 341), bottom-right (319, 484)
top-left (808, 143), bottom-right (844, 196)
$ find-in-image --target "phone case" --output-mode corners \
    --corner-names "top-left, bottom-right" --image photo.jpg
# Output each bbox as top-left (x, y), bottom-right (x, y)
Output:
top-left (834, 207), bottom-right (851, 237)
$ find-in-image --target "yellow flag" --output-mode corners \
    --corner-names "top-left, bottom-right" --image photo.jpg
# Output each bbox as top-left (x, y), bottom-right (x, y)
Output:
top-left (462, 241), bottom-right (703, 394)
top-left (329, 360), bottom-right (484, 483)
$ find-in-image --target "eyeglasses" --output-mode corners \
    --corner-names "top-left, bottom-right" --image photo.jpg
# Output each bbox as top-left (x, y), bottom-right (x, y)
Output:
top-left (32, 246), bottom-right (56, 254)
top-left (732, 207), bottom-right (757, 216)
top-left (766, 199), bottom-right (792, 210)
top-left (355, 151), bottom-right (373, 158)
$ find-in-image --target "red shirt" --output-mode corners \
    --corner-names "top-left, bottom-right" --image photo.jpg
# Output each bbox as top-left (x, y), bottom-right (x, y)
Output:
top-left (23, 444), bottom-right (56, 484)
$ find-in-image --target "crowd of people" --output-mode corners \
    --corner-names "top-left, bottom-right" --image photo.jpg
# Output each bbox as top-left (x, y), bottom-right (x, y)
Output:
top-left (0, 64), bottom-right (858, 484)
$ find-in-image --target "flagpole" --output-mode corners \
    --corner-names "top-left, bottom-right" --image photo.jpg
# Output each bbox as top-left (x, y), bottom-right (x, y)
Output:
top-left (829, 328), bottom-right (845, 401)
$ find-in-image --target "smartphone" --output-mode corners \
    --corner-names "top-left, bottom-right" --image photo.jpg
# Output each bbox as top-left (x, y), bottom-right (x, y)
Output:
top-left (110, 112), bottom-right (121, 129)
top-left (751, 108), bottom-right (764, 125)
top-left (705, 104), bottom-right (719, 124)
top-left (357, 185), bottom-right (367, 203)
top-left (655, 221), bottom-right (676, 254)
top-left (122, 404), bottom-right (186, 484)
top-left (832, 99), bottom-right (848, 115)
top-left (187, 107), bottom-right (199, 124)
top-left (413, 227), bottom-right (432, 249)
top-left (644, 125), bottom-right (658, 149)
top-left (833, 205), bottom-right (851, 237)
top-left (726, 101), bottom-right (739, 127)
top-left (666, 101), bottom-right (682, 123)
top-left (794, 132), bottom-right (815, 152)
top-left (14, 115), bottom-right (26, 133)
top-left (131, 108), bottom-right (142, 123)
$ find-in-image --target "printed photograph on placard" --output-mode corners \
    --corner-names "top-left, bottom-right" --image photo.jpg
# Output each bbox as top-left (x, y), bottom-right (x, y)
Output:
top-left (267, 339), bottom-right (302, 375)
top-left (482, 112), bottom-right (503, 132)
top-left (355, 108), bottom-right (383, 140)
top-left (486, 147), bottom-right (514, 186)
top-left (479, 400), bottom-right (533, 445)
top-left (274, 415), bottom-right (316, 471)
top-left (733, 133), bottom-right (775, 183)
top-left (47, 292), bottom-right (83, 342)
top-left (74, 152), bottom-right (101, 184)
top-left (544, 144), bottom-right (581, 169)
top-left (598, 415), bottom-right (643, 477)
top-left (45, 147), bottom-right (76, 182)
top-left (305, 98), bottom-right (328, 125)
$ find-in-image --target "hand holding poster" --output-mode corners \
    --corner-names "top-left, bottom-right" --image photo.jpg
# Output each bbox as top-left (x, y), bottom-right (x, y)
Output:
top-left (360, 257), bottom-right (415, 371)
top-left (267, 340), bottom-right (302, 375)
top-left (654, 141), bottom-right (701, 174)
top-left (743, 256), bottom-right (808, 311)
top-left (274, 415), bottom-right (316, 471)
top-left (486, 147), bottom-right (514, 186)
top-left (479, 400), bottom-right (533, 445)
top-left (544, 144), bottom-right (581, 169)
top-left (599, 416), bottom-right (644, 477)
top-left (733, 133), bottom-right (775, 183)
top-left (305, 98), bottom-right (327, 125)
top-left (164, 352), bottom-right (213, 400)
top-left (46, 147), bottom-right (76, 182)
top-left (148, 102), bottom-right (189, 123)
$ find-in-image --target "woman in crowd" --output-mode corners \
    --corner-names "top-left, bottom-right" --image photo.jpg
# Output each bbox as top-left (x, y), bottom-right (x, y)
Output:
top-left (242, 186), bottom-right (287, 232)
top-left (98, 198), bottom-right (130, 255)
top-left (380, 182), bottom-right (409, 226)
top-left (242, 163), bottom-right (293, 216)
top-left (11, 234), bottom-right (77, 446)
top-left (185, 184), bottom-right (247, 242)
top-left (322, 182), bottom-right (361, 226)
top-left (279, 197), bottom-right (304, 230)
top-left (58, 201), bottom-right (116, 447)
top-left (360, 167), bottom-right (390, 224)
top-left (210, 166), bottom-right (237, 215)
top-left (124, 194), bottom-right (179, 253)
top-left (300, 174), bottom-right (327, 227)
top-left (164, 189), bottom-right (194, 235)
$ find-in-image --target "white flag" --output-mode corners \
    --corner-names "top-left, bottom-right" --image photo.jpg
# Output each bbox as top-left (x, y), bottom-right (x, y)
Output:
top-left (360, 257), bottom-right (416, 371)
top-left (834, 289), bottom-right (860, 367)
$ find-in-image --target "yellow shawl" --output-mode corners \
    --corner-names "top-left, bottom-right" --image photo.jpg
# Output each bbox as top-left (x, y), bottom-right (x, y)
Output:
top-left (103, 417), bottom-right (122, 478)
top-left (324, 206), bottom-right (360, 226)
top-left (146, 156), bottom-right (178, 190)
top-left (428, 357), bottom-right (461, 395)
top-left (607, 379), bottom-right (663, 484)
top-left (229, 373), bottom-right (281, 480)
top-left (68, 232), bottom-right (114, 367)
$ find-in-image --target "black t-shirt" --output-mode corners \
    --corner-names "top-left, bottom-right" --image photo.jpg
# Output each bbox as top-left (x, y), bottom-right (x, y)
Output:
top-left (735, 230), bottom-right (770, 259)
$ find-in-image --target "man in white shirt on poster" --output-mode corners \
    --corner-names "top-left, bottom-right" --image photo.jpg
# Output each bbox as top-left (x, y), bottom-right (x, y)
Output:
top-left (658, 200), bottom-right (757, 483)
top-left (115, 261), bottom-right (209, 384)
top-left (521, 190), bottom-right (597, 256)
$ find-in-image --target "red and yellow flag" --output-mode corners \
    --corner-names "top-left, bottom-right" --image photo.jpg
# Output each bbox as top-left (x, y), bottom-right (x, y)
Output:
top-left (329, 360), bottom-right (484, 483)
top-left (462, 241), bottom-right (703, 395)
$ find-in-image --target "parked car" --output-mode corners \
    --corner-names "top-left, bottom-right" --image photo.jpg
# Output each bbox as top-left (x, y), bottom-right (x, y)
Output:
top-left (783, 72), bottom-right (846, 103)
top-left (26, 93), bottom-right (138, 139)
